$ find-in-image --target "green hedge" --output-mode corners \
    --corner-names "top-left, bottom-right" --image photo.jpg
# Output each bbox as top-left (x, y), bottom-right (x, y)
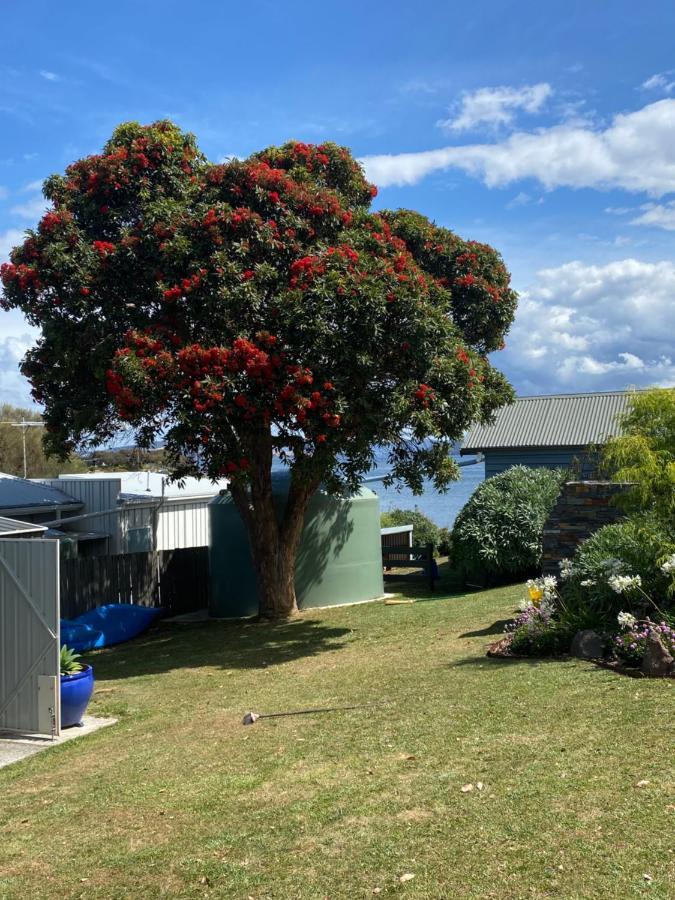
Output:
top-left (380, 508), bottom-right (440, 549)
top-left (452, 465), bottom-right (566, 582)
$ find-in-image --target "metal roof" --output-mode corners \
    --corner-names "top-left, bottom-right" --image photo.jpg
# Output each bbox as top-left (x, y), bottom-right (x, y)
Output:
top-left (0, 516), bottom-right (47, 536)
top-left (461, 391), bottom-right (631, 453)
top-left (57, 470), bottom-right (230, 499)
top-left (0, 473), bottom-right (82, 511)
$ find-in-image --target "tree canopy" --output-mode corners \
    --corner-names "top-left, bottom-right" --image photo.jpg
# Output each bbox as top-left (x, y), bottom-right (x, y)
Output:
top-left (1, 120), bottom-right (517, 616)
top-left (602, 387), bottom-right (675, 526)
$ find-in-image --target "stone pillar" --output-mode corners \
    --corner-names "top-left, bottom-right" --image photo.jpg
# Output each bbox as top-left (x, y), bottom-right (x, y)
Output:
top-left (541, 481), bottom-right (631, 576)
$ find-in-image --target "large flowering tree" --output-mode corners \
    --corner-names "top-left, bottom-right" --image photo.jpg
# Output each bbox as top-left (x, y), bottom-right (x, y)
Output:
top-left (1, 121), bottom-right (517, 619)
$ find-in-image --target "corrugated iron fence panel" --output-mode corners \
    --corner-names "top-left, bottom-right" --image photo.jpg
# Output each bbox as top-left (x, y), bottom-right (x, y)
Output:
top-left (0, 538), bottom-right (59, 735)
top-left (60, 547), bottom-right (209, 619)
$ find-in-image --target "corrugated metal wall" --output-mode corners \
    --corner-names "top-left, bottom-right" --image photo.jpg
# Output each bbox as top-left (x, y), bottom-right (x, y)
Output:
top-left (484, 448), bottom-right (592, 478)
top-left (119, 499), bottom-right (211, 551)
top-left (42, 478), bottom-right (213, 554)
top-left (44, 477), bottom-right (123, 553)
top-left (157, 499), bottom-right (211, 550)
top-left (0, 539), bottom-right (60, 736)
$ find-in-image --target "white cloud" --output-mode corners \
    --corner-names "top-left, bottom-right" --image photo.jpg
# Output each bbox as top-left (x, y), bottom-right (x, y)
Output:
top-left (0, 232), bottom-right (39, 406)
top-left (438, 83), bottom-right (552, 132)
top-left (642, 72), bottom-right (675, 93)
top-left (22, 179), bottom-right (44, 193)
top-left (631, 200), bottom-right (675, 230)
top-left (0, 333), bottom-right (38, 407)
top-left (506, 191), bottom-right (544, 209)
top-left (0, 228), bottom-right (26, 261)
top-left (10, 195), bottom-right (49, 221)
top-left (442, 83), bottom-right (553, 132)
top-left (361, 99), bottom-right (675, 196)
top-left (39, 70), bottom-right (60, 82)
top-left (500, 258), bottom-right (675, 394)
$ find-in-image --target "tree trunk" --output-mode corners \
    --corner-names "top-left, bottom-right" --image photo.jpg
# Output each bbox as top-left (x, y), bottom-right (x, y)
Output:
top-left (228, 437), bottom-right (320, 620)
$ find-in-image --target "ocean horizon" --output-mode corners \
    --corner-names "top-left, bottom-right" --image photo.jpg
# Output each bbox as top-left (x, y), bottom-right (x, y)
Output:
top-left (366, 447), bottom-right (483, 529)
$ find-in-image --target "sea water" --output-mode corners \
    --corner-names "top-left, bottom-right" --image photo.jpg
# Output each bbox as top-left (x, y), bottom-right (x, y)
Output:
top-left (272, 446), bottom-right (484, 528)
top-left (366, 447), bottom-right (484, 528)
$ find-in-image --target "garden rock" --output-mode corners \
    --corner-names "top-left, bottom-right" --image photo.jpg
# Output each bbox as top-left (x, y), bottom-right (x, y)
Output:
top-left (570, 630), bottom-right (604, 660)
top-left (641, 634), bottom-right (673, 677)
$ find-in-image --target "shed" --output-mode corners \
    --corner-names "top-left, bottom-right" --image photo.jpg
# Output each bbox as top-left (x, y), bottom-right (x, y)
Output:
top-left (52, 471), bottom-right (230, 553)
top-left (461, 391), bottom-right (630, 478)
top-left (209, 478), bottom-right (384, 618)
top-left (0, 472), bottom-right (82, 523)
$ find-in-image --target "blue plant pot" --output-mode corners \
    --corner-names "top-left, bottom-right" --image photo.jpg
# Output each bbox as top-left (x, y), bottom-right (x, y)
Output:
top-left (60, 665), bottom-right (94, 728)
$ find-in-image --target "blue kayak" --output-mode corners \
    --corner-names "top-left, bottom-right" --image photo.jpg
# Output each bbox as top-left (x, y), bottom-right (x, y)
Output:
top-left (60, 604), bottom-right (162, 652)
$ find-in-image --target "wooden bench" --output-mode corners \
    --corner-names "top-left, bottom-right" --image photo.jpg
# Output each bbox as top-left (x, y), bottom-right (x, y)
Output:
top-left (381, 542), bottom-right (438, 591)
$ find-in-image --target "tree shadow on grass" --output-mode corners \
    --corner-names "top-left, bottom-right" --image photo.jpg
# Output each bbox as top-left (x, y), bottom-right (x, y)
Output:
top-left (448, 654), bottom-right (576, 670)
top-left (86, 617), bottom-right (352, 682)
top-left (459, 619), bottom-right (512, 638)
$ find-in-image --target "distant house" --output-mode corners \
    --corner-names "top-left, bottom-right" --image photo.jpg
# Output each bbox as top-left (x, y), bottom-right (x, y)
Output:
top-left (0, 472), bottom-right (83, 524)
top-left (49, 471), bottom-right (230, 554)
top-left (461, 391), bottom-right (630, 478)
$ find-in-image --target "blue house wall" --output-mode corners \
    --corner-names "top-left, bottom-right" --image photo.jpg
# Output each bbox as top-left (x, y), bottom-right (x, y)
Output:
top-left (483, 447), bottom-right (596, 479)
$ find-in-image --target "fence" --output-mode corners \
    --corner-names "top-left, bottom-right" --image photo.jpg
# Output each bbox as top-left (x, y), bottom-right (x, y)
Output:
top-left (59, 546), bottom-right (209, 619)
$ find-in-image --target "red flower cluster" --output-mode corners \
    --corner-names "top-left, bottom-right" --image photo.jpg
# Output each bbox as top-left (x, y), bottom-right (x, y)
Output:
top-left (39, 210), bottom-right (70, 234)
top-left (92, 240), bottom-right (115, 256)
top-left (414, 383), bottom-right (435, 408)
top-left (0, 263), bottom-right (41, 291)
top-left (162, 270), bottom-right (206, 302)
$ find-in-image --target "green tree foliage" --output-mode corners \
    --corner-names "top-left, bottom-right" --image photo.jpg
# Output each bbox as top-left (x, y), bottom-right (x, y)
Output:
top-left (452, 466), bottom-right (566, 582)
top-left (602, 387), bottom-right (675, 524)
top-left (0, 405), bottom-right (87, 477)
top-left (1, 121), bottom-right (517, 617)
top-left (380, 507), bottom-right (441, 549)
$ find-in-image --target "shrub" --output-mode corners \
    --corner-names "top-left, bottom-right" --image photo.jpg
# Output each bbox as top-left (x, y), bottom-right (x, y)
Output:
top-left (380, 508), bottom-right (440, 549)
top-left (452, 465), bottom-right (566, 582)
top-left (559, 515), bottom-right (675, 628)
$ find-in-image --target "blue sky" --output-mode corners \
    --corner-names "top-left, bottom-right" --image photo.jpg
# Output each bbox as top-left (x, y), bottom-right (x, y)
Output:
top-left (1, 0), bottom-right (674, 407)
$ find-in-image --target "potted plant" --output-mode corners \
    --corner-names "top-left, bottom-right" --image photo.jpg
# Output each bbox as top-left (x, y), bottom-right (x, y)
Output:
top-left (60, 645), bottom-right (94, 728)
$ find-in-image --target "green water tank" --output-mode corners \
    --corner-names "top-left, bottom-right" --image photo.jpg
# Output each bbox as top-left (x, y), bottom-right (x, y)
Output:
top-left (209, 477), bottom-right (384, 618)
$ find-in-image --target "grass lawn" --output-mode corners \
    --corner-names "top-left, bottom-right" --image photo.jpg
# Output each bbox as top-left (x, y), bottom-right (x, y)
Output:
top-left (1, 580), bottom-right (673, 899)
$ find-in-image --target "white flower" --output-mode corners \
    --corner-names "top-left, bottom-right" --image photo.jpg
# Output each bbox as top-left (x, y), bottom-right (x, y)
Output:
top-left (608, 574), bottom-right (642, 594)
top-left (559, 559), bottom-right (574, 580)
top-left (660, 553), bottom-right (675, 575)
top-left (518, 598), bottom-right (534, 612)
top-left (539, 597), bottom-right (556, 619)
top-left (600, 557), bottom-right (624, 574)
top-left (617, 611), bottom-right (637, 629)
top-left (580, 579), bottom-right (595, 587)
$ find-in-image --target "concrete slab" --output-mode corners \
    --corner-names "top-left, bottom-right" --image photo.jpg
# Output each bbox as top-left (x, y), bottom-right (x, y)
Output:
top-left (0, 716), bottom-right (117, 770)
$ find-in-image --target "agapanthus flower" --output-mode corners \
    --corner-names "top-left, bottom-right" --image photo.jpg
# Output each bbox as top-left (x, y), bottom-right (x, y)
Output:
top-left (660, 553), bottom-right (675, 575)
top-left (617, 611), bottom-right (637, 629)
top-left (558, 558), bottom-right (574, 580)
top-left (608, 574), bottom-right (642, 594)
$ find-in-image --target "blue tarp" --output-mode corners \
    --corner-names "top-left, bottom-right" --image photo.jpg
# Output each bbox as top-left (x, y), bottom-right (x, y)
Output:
top-left (60, 604), bottom-right (162, 652)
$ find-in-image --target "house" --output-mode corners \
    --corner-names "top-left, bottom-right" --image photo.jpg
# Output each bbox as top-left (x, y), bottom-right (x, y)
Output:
top-left (50, 471), bottom-right (230, 554)
top-left (461, 390), bottom-right (630, 478)
top-left (0, 472), bottom-right (83, 524)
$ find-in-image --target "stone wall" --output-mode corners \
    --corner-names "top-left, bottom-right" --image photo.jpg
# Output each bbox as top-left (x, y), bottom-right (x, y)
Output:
top-left (542, 481), bottom-right (631, 576)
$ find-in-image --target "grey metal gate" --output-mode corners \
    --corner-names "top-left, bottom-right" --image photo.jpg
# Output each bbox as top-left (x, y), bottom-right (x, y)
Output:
top-left (0, 539), bottom-right (60, 736)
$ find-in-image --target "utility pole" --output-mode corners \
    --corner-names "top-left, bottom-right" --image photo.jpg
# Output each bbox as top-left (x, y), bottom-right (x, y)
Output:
top-left (0, 419), bottom-right (45, 478)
